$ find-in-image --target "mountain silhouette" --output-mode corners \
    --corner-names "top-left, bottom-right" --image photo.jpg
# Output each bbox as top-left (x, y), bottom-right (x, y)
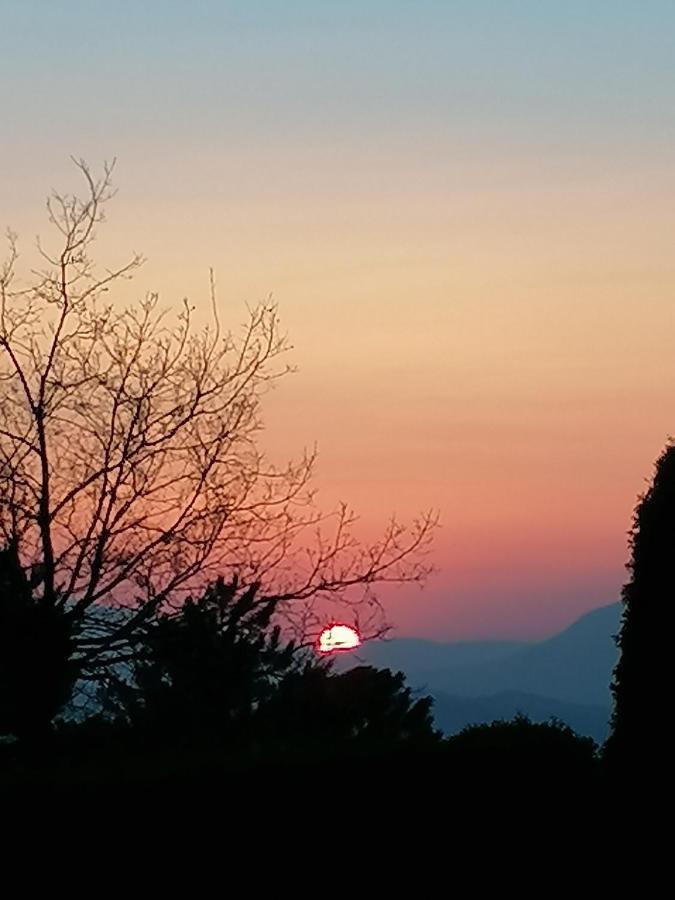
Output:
top-left (65, 602), bottom-right (621, 741)
top-left (343, 637), bottom-right (527, 671)
top-left (340, 603), bottom-right (621, 739)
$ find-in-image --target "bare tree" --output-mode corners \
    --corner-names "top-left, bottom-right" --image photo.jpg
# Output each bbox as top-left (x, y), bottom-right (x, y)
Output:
top-left (0, 160), bottom-right (436, 687)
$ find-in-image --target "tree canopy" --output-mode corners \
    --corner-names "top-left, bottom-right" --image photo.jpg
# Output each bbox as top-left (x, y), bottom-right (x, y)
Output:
top-left (0, 160), bottom-right (435, 736)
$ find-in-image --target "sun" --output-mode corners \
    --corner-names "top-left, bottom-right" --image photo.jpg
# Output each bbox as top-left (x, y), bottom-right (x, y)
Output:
top-left (317, 623), bottom-right (361, 654)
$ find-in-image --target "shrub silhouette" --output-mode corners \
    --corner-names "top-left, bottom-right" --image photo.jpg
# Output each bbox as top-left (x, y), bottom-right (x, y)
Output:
top-left (444, 714), bottom-right (598, 776)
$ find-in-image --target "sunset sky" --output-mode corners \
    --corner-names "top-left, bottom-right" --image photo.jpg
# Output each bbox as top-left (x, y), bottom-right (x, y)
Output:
top-left (3, 2), bottom-right (675, 639)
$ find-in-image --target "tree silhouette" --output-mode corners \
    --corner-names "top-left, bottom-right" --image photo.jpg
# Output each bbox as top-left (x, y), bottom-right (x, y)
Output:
top-left (607, 443), bottom-right (675, 771)
top-left (105, 576), bottom-right (437, 761)
top-left (0, 542), bottom-right (75, 742)
top-left (0, 160), bottom-right (435, 738)
top-left (108, 577), bottom-right (298, 747)
top-left (261, 663), bottom-right (438, 752)
top-left (445, 714), bottom-right (597, 769)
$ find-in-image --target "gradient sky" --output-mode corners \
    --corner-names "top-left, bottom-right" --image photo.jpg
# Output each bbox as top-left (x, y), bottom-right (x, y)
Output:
top-left (3, 2), bottom-right (675, 639)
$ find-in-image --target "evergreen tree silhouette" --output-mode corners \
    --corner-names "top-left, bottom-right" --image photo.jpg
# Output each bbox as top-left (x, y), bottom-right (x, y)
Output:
top-left (607, 443), bottom-right (675, 771)
top-left (106, 576), bottom-right (438, 764)
top-left (109, 577), bottom-right (298, 748)
top-left (0, 543), bottom-right (76, 742)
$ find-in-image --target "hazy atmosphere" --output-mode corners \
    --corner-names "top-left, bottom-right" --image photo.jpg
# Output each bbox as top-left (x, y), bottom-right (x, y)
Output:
top-left (3, 1), bottom-right (674, 642)
top-left (2, 0), bottom-right (671, 807)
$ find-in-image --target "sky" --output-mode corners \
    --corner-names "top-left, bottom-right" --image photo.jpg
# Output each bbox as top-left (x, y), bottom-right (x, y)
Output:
top-left (2, 1), bottom-right (675, 639)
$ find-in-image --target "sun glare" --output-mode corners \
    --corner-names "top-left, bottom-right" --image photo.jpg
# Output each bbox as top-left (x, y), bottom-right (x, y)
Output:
top-left (318, 624), bottom-right (361, 654)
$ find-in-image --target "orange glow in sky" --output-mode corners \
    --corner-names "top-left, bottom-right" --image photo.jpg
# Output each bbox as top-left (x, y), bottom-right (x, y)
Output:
top-left (4, 3), bottom-right (675, 640)
top-left (318, 624), bottom-right (362, 654)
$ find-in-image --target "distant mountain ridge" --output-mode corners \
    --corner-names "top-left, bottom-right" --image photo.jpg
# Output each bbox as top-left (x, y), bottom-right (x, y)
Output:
top-left (340, 603), bottom-right (622, 741)
top-left (66, 602), bottom-right (623, 741)
top-left (344, 637), bottom-right (527, 672)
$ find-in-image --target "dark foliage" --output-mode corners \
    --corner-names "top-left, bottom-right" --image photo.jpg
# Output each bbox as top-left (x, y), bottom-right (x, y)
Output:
top-left (0, 543), bottom-right (76, 742)
top-left (261, 663), bottom-right (439, 752)
top-left (445, 713), bottom-right (597, 772)
top-left (607, 443), bottom-right (674, 771)
top-left (105, 577), bottom-right (296, 747)
top-left (0, 572), bottom-right (606, 799)
top-left (103, 577), bottom-right (438, 759)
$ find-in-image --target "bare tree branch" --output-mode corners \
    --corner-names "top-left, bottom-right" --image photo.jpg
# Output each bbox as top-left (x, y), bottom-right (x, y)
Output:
top-left (0, 160), bottom-right (437, 673)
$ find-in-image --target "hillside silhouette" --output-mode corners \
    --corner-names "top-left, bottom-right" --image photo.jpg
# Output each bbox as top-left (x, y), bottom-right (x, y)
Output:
top-left (337, 603), bottom-right (620, 740)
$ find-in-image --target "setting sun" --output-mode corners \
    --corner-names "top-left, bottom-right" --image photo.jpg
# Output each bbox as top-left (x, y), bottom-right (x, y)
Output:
top-left (318, 624), bottom-right (362, 654)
